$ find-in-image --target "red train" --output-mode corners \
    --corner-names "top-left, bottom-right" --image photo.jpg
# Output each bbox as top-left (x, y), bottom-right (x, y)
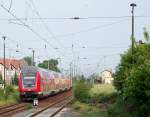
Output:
top-left (19, 66), bottom-right (72, 100)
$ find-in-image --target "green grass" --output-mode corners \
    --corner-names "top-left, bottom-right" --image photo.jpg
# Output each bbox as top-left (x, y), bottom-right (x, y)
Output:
top-left (0, 99), bottom-right (17, 106)
top-left (0, 86), bottom-right (19, 106)
top-left (72, 101), bottom-right (99, 112)
top-left (72, 84), bottom-right (117, 117)
top-left (90, 84), bottom-right (116, 96)
top-left (71, 101), bottom-right (107, 117)
top-left (79, 111), bottom-right (107, 117)
top-left (26, 103), bottom-right (33, 109)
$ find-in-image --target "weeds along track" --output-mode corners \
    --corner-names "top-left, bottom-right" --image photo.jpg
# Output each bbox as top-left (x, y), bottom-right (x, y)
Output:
top-left (28, 90), bottom-right (73, 117)
top-left (0, 103), bottom-right (28, 117)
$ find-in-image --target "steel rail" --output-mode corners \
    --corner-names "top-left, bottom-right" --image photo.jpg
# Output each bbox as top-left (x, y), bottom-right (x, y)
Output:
top-left (29, 94), bottom-right (73, 117)
top-left (50, 97), bottom-right (73, 117)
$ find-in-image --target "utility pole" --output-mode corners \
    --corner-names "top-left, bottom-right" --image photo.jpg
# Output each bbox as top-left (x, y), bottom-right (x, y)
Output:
top-left (70, 62), bottom-right (72, 79)
top-left (104, 56), bottom-right (106, 69)
top-left (72, 44), bottom-right (74, 78)
top-left (3, 36), bottom-right (6, 89)
top-left (32, 50), bottom-right (35, 66)
top-left (130, 3), bottom-right (136, 63)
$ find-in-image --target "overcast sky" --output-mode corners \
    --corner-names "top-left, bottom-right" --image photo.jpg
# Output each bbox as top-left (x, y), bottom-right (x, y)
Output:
top-left (0, 0), bottom-right (150, 77)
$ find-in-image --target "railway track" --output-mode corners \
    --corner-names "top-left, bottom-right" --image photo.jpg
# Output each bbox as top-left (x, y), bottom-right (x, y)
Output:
top-left (49, 97), bottom-right (73, 117)
top-left (29, 96), bottom-right (73, 117)
top-left (0, 103), bottom-right (28, 117)
top-left (0, 90), bottom-right (73, 117)
top-left (28, 90), bottom-right (73, 117)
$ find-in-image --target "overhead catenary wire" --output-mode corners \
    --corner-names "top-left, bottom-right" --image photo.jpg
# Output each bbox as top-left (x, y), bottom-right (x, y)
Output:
top-left (52, 18), bottom-right (130, 38)
top-left (26, 0), bottom-right (67, 54)
top-left (8, 0), bottom-right (13, 12)
top-left (0, 3), bottom-right (70, 59)
top-left (0, 1), bottom-right (136, 75)
top-left (87, 53), bottom-right (122, 75)
top-left (0, 15), bottom-right (150, 21)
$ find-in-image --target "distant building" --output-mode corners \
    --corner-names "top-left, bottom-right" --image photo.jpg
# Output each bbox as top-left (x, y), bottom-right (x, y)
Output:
top-left (101, 69), bottom-right (113, 84)
top-left (0, 58), bottom-right (27, 85)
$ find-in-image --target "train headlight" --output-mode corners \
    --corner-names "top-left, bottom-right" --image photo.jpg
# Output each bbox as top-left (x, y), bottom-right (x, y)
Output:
top-left (38, 92), bottom-right (42, 94)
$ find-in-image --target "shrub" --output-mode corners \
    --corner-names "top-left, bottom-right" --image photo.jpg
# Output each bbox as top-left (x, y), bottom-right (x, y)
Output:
top-left (0, 85), bottom-right (20, 105)
top-left (112, 42), bottom-right (150, 116)
top-left (12, 72), bottom-right (18, 85)
top-left (74, 79), bottom-right (92, 103)
top-left (0, 74), bottom-right (3, 84)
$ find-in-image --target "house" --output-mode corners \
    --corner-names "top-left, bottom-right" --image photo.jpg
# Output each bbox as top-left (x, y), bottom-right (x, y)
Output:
top-left (101, 69), bottom-right (114, 84)
top-left (0, 58), bottom-right (27, 85)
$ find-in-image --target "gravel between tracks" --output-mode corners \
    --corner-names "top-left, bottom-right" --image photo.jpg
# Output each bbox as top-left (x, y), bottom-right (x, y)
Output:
top-left (12, 90), bottom-right (73, 117)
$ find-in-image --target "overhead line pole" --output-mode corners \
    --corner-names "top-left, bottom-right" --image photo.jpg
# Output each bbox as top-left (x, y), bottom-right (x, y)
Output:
top-left (3, 36), bottom-right (6, 89)
top-left (130, 3), bottom-right (136, 64)
top-left (32, 50), bottom-right (35, 66)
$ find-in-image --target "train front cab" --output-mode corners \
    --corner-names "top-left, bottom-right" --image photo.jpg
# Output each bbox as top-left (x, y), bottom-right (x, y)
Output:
top-left (19, 68), bottom-right (41, 100)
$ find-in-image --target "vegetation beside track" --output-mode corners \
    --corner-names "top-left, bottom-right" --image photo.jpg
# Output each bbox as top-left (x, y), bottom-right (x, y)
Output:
top-left (108, 32), bottom-right (150, 117)
top-left (72, 79), bottom-right (116, 117)
top-left (0, 85), bottom-right (20, 106)
top-left (71, 101), bottom-right (107, 117)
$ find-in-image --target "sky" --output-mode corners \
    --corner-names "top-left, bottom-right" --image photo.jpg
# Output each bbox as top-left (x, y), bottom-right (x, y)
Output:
top-left (0, 0), bottom-right (150, 77)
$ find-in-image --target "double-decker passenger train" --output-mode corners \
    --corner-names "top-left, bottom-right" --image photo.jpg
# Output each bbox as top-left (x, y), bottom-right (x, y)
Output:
top-left (19, 66), bottom-right (72, 100)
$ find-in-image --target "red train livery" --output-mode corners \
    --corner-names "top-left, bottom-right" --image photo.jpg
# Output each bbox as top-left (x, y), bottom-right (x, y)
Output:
top-left (19, 66), bottom-right (72, 100)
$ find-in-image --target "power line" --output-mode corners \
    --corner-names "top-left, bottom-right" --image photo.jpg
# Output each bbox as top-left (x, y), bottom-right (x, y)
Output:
top-left (0, 3), bottom-right (69, 59)
top-left (8, 0), bottom-right (13, 12)
top-left (26, 0), bottom-right (67, 54)
top-left (53, 18), bottom-right (130, 38)
top-left (87, 53), bottom-right (122, 75)
top-left (0, 15), bottom-right (150, 21)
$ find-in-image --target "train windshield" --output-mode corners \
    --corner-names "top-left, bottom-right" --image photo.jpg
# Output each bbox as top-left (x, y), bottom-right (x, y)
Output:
top-left (21, 67), bottom-right (38, 88)
top-left (23, 76), bottom-right (36, 88)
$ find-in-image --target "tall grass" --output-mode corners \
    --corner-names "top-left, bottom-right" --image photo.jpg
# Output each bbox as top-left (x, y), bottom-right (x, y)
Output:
top-left (74, 80), bottom-right (92, 103)
top-left (0, 86), bottom-right (19, 106)
top-left (90, 84), bottom-right (116, 96)
top-left (73, 83), bottom-right (117, 117)
top-left (72, 101), bottom-right (107, 117)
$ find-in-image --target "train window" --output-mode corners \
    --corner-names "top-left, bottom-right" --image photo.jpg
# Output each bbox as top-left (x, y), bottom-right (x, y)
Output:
top-left (21, 67), bottom-right (37, 76)
top-left (23, 76), bottom-right (36, 88)
top-left (62, 75), bottom-right (65, 79)
top-left (54, 73), bottom-right (59, 78)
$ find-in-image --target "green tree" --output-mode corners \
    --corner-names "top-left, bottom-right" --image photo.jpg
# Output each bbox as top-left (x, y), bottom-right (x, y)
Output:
top-left (114, 43), bottom-right (150, 93)
top-left (12, 72), bottom-right (18, 85)
top-left (23, 56), bottom-right (32, 66)
top-left (112, 34), bottom-right (150, 116)
top-left (38, 59), bottom-right (60, 72)
top-left (0, 74), bottom-right (3, 84)
top-left (144, 27), bottom-right (150, 42)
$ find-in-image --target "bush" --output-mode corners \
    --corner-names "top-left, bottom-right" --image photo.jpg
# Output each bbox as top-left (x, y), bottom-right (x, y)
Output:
top-left (89, 84), bottom-right (117, 104)
top-left (113, 43), bottom-right (150, 116)
top-left (108, 96), bottom-right (143, 117)
top-left (12, 72), bottom-right (18, 85)
top-left (0, 74), bottom-right (3, 84)
top-left (74, 79), bottom-right (92, 103)
top-left (0, 85), bottom-right (20, 105)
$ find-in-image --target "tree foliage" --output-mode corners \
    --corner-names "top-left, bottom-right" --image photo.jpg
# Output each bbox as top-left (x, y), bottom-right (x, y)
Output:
top-left (74, 79), bottom-right (92, 103)
top-left (23, 56), bottom-right (32, 66)
top-left (12, 72), bottom-right (18, 85)
top-left (114, 43), bottom-right (150, 93)
top-left (0, 74), bottom-right (3, 84)
top-left (38, 59), bottom-right (60, 72)
top-left (113, 40), bottom-right (150, 116)
top-left (144, 27), bottom-right (150, 42)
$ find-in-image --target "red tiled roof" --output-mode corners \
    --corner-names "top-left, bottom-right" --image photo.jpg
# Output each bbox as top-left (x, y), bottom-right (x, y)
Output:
top-left (0, 58), bottom-right (27, 69)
